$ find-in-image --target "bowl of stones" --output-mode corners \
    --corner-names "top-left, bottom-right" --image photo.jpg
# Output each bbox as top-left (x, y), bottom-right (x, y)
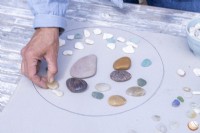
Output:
top-left (186, 18), bottom-right (200, 56)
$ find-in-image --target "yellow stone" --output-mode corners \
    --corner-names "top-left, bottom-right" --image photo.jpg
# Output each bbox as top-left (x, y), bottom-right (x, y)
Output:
top-left (108, 95), bottom-right (126, 106)
top-left (113, 57), bottom-right (131, 70)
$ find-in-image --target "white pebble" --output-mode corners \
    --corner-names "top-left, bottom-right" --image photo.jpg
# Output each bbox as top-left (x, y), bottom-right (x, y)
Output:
top-left (122, 45), bottom-right (135, 54)
top-left (126, 41), bottom-right (138, 48)
top-left (177, 69), bottom-right (186, 77)
top-left (107, 43), bottom-right (116, 50)
top-left (63, 50), bottom-right (73, 56)
top-left (193, 68), bottom-right (200, 77)
top-left (103, 33), bottom-right (113, 40)
top-left (52, 90), bottom-right (64, 97)
top-left (75, 42), bottom-right (84, 50)
top-left (93, 28), bottom-right (102, 35)
top-left (85, 39), bottom-right (94, 45)
top-left (47, 80), bottom-right (59, 90)
top-left (117, 37), bottom-right (125, 42)
top-left (84, 29), bottom-right (90, 37)
top-left (67, 35), bottom-right (75, 40)
top-left (194, 23), bottom-right (200, 29)
top-left (59, 38), bottom-right (65, 47)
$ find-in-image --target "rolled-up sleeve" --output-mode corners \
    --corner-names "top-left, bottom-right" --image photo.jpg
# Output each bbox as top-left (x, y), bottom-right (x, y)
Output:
top-left (28, 0), bottom-right (68, 30)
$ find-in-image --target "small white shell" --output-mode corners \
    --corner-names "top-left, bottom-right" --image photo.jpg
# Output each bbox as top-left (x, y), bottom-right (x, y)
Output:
top-left (193, 68), bottom-right (200, 77)
top-left (63, 50), bottom-right (73, 56)
top-left (122, 45), bottom-right (135, 54)
top-left (59, 38), bottom-right (65, 47)
top-left (84, 29), bottom-right (90, 37)
top-left (75, 42), bottom-right (84, 50)
top-left (117, 37), bottom-right (125, 42)
top-left (177, 69), bottom-right (186, 77)
top-left (67, 35), bottom-right (75, 40)
top-left (93, 28), bottom-right (102, 35)
top-left (126, 41), bottom-right (138, 48)
top-left (107, 43), bottom-right (116, 50)
top-left (85, 39), bottom-right (94, 45)
top-left (47, 80), bottom-right (59, 90)
top-left (52, 90), bottom-right (64, 97)
top-left (103, 33), bottom-right (113, 40)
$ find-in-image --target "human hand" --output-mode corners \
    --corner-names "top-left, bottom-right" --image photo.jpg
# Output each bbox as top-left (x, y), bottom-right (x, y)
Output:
top-left (21, 28), bottom-right (59, 88)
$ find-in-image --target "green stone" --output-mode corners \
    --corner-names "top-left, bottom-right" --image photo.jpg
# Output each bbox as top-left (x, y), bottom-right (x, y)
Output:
top-left (177, 96), bottom-right (184, 102)
top-left (137, 78), bottom-right (147, 87)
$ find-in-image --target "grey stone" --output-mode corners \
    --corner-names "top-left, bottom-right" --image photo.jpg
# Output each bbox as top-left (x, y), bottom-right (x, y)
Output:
top-left (66, 78), bottom-right (88, 93)
top-left (92, 91), bottom-right (104, 100)
top-left (137, 78), bottom-right (147, 87)
top-left (126, 86), bottom-right (146, 97)
top-left (110, 70), bottom-right (131, 82)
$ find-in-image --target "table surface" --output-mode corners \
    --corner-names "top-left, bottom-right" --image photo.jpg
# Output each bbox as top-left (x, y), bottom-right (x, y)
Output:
top-left (0, 0), bottom-right (200, 111)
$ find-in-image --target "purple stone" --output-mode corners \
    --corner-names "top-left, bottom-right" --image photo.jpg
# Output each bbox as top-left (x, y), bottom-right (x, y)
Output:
top-left (110, 70), bottom-right (131, 82)
top-left (66, 78), bottom-right (88, 93)
top-left (172, 99), bottom-right (180, 107)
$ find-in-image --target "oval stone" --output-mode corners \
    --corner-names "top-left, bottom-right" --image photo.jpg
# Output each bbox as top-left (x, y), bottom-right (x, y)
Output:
top-left (172, 99), bottom-right (180, 107)
top-left (141, 59), bottom-right (152, 67)
top-left (108, 95), bottom-right (126, 106)
top-left (92, 91), bottom-right (104, 100)
top-left (95, 83), bottom-right (111, 92)
top-left (110, 70), bottom-right (131, 82)
top-left (70, 54), bottom-right (97, 78)
top-left (137, 78), bottom-right (147, 87)
top-left (126, 86), bottom-right (146, 97)
top-left (66, 78), bottom-right (88, 93)
top-left (113, 57), bottom-right (131, 70)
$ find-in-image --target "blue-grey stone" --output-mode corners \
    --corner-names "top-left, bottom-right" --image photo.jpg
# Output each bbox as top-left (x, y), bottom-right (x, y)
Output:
top-left (92, 91), bottom-right (104, 100)
top-left (137, 78), bottom-right (147, 87)
top-left (106, 37), bottom-right (117, 43)
top-left (74, 33), bottom-right (83, 39)
top-left (141, 59), bottom-right (152, 67)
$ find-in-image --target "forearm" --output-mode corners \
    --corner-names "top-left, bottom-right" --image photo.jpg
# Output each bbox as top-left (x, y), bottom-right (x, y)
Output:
top-left (28, 0), bottom-right (68, 30)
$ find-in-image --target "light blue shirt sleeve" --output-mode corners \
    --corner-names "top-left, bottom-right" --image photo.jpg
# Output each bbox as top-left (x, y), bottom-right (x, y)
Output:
top-left (28, 0), bottom-right (68, 30)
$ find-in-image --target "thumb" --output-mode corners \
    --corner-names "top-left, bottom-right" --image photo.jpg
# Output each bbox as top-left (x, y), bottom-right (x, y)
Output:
top-left (46, 55), bottom-right (58, 83)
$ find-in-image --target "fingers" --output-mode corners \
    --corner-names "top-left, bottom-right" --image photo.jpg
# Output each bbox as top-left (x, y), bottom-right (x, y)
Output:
top-left (46, 53), bottom-right (58, 83)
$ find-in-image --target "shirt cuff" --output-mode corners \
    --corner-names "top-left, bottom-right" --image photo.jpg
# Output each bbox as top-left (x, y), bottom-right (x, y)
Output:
top-left (33, 14), bottom-right (67, 31)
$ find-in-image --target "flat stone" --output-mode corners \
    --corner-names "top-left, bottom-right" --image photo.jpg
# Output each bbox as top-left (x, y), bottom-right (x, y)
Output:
top-left (84, 29), bottom-right (90, 37)
top-left (186, 110), bottom-right (197, 119)
top-left (67, 35), bottom-right (75, 40)
top-left (110, 70), bottom-right (131, 82)
top-left (66, 78), bottom-right (88, 93)
top-left (92, 91), bottom-right (104, 100)
top-left (122, 45), bottom-right (135, 54)
top-left (63, 50), bottom-right (73, 56)
top-left (188, 121), bottom-right (199, 131)
top-left (107, 43), bottom-right (116, 50)
top-left (93, 28), bottom-right (102, 35)
top-left (172, 99), bottom-right (180, 107)
top-left (152, 115), bottom-right (161, 122)
top-left (103, 33), bottom-right (113, 40)
top-left (59, 38), bottom-right (65, 47)
top-left (183, 87), bottom-right (191, 92)
top-left (47, 80), bottom-right (59, 90)
top-left (126, 41), bottom-right (138, 48)
top-left (95, 83), bottom-right (111, 92)
top-left (113, 57), bottom-right (131, 70)
top-left (70, 54), bottom-right (97, 78)
top-left (193, 68), bottom-right (200, 77)
top-left (137, 78), bottom-right (147, 87)
top-left (74, 33), bottom-right (83, 39)
top-left (141, 59), bottom-right (152, 67)
top-left (75, 42), bottom-right (84, 50)
top-left (117, 37), bottom-right (125, 42)
top-left (177, 69), bottom-right (186, 77)
top-left (51, 90), bottom-right (64, 97)
top-left (85, 39), bottom-right (94, 45)
top-left (106, 37), bottom-right (117, 43)
top-left (177, 96), bottom-right (184, 102)
top-left (126, 86), bottom-right (146, 97)
top-left (108, 95), bottom-right (126, 106)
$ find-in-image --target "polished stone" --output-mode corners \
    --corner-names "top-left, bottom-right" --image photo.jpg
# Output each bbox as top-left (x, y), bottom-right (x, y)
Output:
top-left (177, 96), bottom-right (184, 102)
top-left (66, 78), bottom-right (88, 93)
top-left (106, 37), bottom-right (117, 43)
top-left (93, 28), bottom-right (102, 35)
top-left (108, 95), bottom-right (126, 106)
top-left (103, 33), bottom-right (113, 40)
top-left (75, 42), bottom-right (84, 50)
top-left (137, 78), bottom-right (147, 87)
top-left (51, 90), bottom-right (64, 97)
top-left (141, 59), bottom-right (152, 67)
top-left (177, 69), bottom-right (186, 77)
top-left (92, 91), bottom-right (104, 100)
top-left (107, 43), bottom-right (116, 50)
top-left (47, 80), bottom-right (59, 90)
top-left (67, 35), bottom-right (75, 40)
top-left (85, 39), bottom-right (94, 45)
top-left (126, 41), bottom-right (138, 48)
top-left (186, 110), bottom-right (197, 119)
top-left (110, 70), bottom-right (131, 82)
top-left (126, 86), bottom-right (146, 97)
top-left (84, 29), bottom-right (90, 37)
top-left (188, 121), bottom-right (199, 131)
top-left (63, 50), bottom-right (73, 56)
top-left (172, 99), bottom-right (180, 107)
top-left (193, 68), bottom-right (200, 77)
top-left (117, 37), bottom-right (125, 42)
top-left (113, 57), bottom-right (131, 70)
top-left (74, 33), bottom-right (83, 39)
top-left (95, 83), bottom-right (111, 92)
top-left (70, 54), bottom-right (97, 78)
top-left (122, 45), bottom-right (135, 54)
